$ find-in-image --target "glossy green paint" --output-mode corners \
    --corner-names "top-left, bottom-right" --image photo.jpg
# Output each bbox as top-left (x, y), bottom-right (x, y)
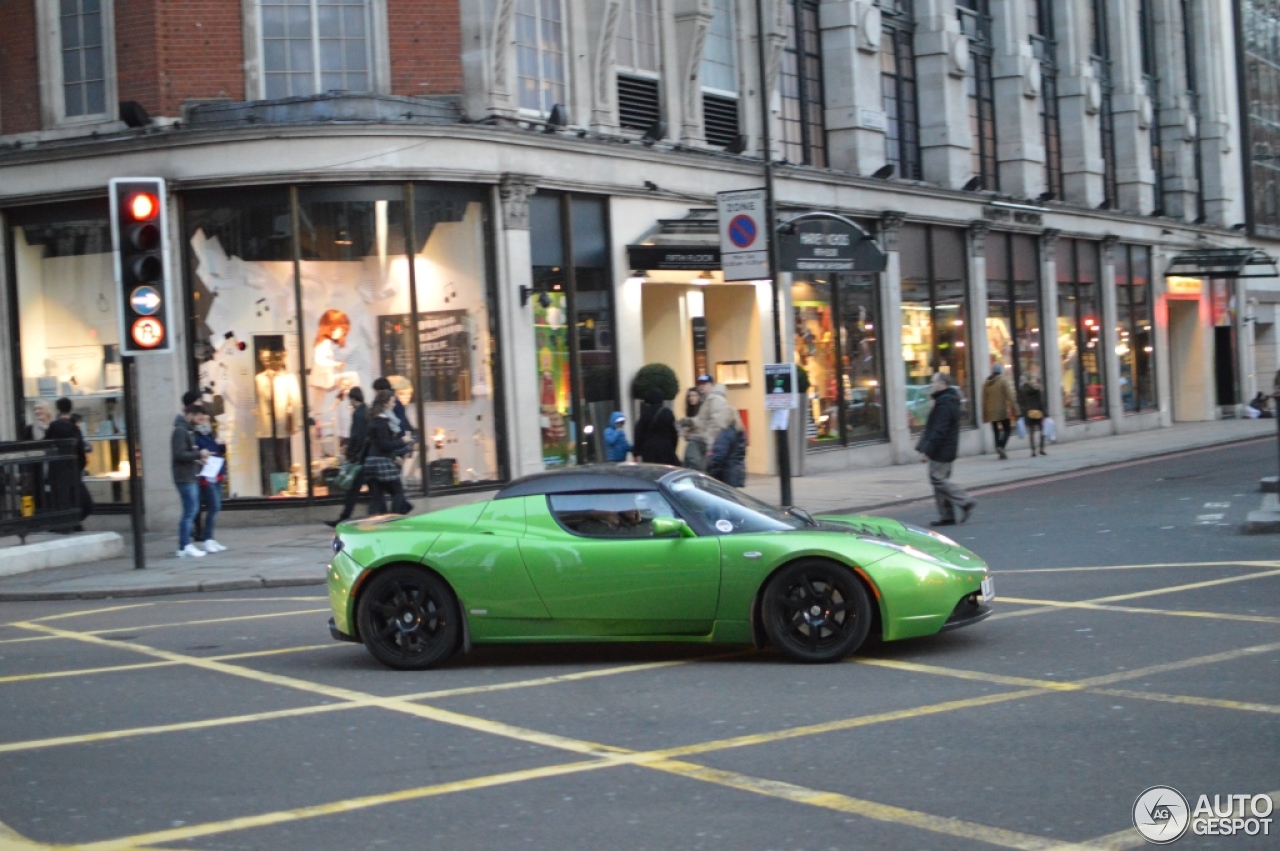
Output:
top-left (516, 497), bottom-right (722, 629)
top-left (328, 495), bottom-right (990, 651)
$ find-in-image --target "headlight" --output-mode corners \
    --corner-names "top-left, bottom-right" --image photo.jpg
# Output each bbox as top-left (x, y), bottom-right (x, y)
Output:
top-left (331, 535), bottom-right (344, 554)
top-left (902, 522), bottom-right (957, 547)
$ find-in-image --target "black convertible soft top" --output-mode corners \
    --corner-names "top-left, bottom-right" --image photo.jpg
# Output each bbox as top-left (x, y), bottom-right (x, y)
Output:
top-left (494, 463), bottom-right (688, 499)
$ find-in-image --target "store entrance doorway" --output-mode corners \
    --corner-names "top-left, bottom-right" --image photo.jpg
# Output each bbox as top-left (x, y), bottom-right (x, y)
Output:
top-left (1167, 298), bottom-right (1213, 421)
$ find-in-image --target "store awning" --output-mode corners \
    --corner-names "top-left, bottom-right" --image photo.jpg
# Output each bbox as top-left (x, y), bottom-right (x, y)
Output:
top-left (627, 208), bottom-right (721, 271)
top-left (1164, 247), bottom-right (1280, 279)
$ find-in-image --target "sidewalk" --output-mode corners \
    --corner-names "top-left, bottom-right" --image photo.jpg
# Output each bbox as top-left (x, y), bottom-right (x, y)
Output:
top-left (1, 418), bottom-right (1274, 602)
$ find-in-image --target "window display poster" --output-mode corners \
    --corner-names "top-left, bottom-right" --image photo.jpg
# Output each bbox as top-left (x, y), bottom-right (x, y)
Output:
top-left (535, 292), bottom-right (574, 467)
top-left (418, 310), bottom-right (471, 402)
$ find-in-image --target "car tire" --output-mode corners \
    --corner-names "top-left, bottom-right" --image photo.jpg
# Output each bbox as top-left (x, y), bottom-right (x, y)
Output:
top-left (356, 566), bottom-right (460, 670)
top-left (761, 559), bottom-right (872, 663)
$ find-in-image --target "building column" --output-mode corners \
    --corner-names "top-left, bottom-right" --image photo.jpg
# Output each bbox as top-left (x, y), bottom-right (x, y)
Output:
top-left (1040, 228), bottom-right (1067, 428)
top-left (968, 221), bottom-right (993, 453)
top-left (879, 211), bottom-right (914, 463)
top-left (0, 215), bottom-right (14, 441)
top-left (497, 175), bottom-right (543, 478)
top-left (914, 0), bottom-right (973, 188)
top-left (1100, 236), bottom-right (1125, 432)
top-left (820, 0), bottom-right (891, 176)
top-left (1151, 246), bottom-right (1175, 427)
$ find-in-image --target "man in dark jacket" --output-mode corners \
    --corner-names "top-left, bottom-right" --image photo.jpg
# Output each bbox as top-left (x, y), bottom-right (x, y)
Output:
top-left (173, 404), bottom-right (211, 557)
top-left (327, 387), bottom-right (369, 527)
top-left (915, 373), bottom-right (976, 527)
top-left (45, 397), bottom-right (91, 527)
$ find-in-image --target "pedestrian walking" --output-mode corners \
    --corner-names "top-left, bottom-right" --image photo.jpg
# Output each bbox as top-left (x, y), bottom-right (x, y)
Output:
top-left (326, 387), bottom-right (369, 527)
top-left (363, 389), bottom-right (413, 516)
top-left (705, 418), bottom-right (747, 487)
top-left (981, 363), bottom-right (1017, 460)
top-left (604, 411), bottom-right (632, 461)
top-left (693, 374), bottom-right (738, 455)
top-left (915, 372), bottom-right (976, 527)
top-left (1018, 376), bottom-right (1048, 456)
top-left (634, 388), bottom-right (680, 465)
top-left (172, 403), bottom-right (211, 557)
top-left (191, 408), bottom-right (227, 552)
top-left (679, 386), bottom-right (707, 470)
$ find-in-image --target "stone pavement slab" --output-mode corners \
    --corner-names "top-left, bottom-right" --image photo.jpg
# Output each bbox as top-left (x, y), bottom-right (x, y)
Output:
top-left (0, 418), bottom-right (1274, 601)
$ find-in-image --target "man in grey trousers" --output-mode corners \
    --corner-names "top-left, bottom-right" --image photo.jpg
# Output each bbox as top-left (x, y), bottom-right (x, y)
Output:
top-left (915, 372), bottom-right (976, 527)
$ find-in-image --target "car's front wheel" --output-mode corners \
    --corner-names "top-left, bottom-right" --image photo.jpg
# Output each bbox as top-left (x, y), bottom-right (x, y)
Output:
top-left (356, 566), bottom-right (460, 670)
top-left (761, 559), bottom-right (872, 663)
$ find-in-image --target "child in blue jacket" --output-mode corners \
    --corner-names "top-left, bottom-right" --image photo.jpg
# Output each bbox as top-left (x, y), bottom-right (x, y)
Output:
top-left (604, 411), bottom-right (632, 462)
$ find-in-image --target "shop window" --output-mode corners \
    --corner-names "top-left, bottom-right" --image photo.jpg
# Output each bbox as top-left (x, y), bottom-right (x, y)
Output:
top-left (10, 201), bottom-right (133, 505)
top-left (1056, 238), bottom-right (1107, 422)
top-left (530, 193), bottom-right (617, 468)
top-left (900, 224), bottom-right (974, 432)
top-left (793, 273), bottom-right (885, 449)
top-left (185, 183), bottom-right (503, 502)
top-left (985, 232), bottom-right (1044, 396)
top-left (1115, 245), bottom-right (1157, 413)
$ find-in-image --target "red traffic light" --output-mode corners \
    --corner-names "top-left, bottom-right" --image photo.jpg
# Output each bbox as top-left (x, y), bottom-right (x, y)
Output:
top-left (126, 192), bottom-right (159, 222)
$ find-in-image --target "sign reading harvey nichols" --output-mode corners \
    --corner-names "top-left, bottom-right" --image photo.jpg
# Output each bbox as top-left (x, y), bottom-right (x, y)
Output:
top-left (777, 214), bottom-right (887, 274)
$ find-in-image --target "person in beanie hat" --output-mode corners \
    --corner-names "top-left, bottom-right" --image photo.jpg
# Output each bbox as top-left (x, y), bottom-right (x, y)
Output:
top-left (916, 372), bottom-right (976, 526)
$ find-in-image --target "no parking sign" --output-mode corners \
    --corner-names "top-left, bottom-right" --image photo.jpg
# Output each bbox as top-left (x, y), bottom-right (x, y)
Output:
top-left (717, 189), bottom-right (769, 281)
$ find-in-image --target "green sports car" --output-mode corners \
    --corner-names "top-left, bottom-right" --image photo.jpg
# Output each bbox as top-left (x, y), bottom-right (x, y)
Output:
top-left (327, 464), bottom-right (994, 670)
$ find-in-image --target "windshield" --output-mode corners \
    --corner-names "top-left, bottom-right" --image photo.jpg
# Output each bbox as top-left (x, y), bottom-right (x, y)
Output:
top-left (667, 473), bottom-right (806, 534)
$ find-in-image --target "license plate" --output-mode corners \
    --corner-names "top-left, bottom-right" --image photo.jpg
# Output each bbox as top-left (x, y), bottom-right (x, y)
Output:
top-left (981, 577), bottom-right (995, 602)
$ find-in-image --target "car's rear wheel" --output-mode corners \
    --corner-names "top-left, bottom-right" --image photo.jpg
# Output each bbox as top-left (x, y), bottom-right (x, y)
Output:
top-left (356, 566), bottom-right (460, 670)
top-left (761, 559), bottom-right (872, 663)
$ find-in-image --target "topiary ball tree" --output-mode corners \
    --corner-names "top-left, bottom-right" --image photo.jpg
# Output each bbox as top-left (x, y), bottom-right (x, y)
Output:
top-left (631, 363), bottom-right (680, 401)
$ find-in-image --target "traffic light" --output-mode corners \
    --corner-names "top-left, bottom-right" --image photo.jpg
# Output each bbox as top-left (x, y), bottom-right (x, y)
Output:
top-left (109, 177), bottom-right (172, 354)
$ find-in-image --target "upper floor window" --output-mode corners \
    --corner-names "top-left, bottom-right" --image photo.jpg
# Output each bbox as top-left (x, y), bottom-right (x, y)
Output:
top-left (1180, 0), bottom-right (1205, 221)
top-left (1030, 0), bottom-right (1062, 199)
top-left (61, 0), bottom-right (108, 118)
top-left (261, 0), bottom-right (372, 99)
top-left (517, 0), bottom-right (566, 114)
top-left (617, 0), bottom-right (661, 132)
top-left (957, 0), bottom-right (998, 192)
top-left (779, 0), bottom-right (826, 167)
top-left (880, 0), bottom-right (920, 180)
top-left (701, 0), bottom-right (740, 148)
top-left (1139, 0), bottom-right (1165, 213)
top-left (1089, 0), bottom-right (1118, 206)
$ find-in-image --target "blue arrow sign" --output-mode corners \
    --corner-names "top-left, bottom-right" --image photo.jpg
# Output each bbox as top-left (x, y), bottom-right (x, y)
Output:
top-left (130, 285), bottom-right (162, 316)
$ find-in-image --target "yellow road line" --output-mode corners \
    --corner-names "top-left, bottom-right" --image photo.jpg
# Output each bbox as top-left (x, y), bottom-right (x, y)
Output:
top-left (1073, 641), bottom-right (1280, 688)
top-left (1091, 688), bottom-right (1280, 714)
top-left (851, 657), bottom-right (1078, 691)
top-left (1012, 560), bottom-right (1280, 574)
top-left (1088, 570), bottom-right (1280, 603)
top-left (999, 597), bottom-right (1280, 625)
top-left (0, 644), bottom-right (338, 686)
top-left (79, 608), bottom-right (330, 635)
top-left (24, 602), bottom-right (156, 622)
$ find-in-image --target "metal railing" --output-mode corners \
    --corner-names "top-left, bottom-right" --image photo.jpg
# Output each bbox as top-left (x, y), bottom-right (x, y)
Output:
top-left (0, 439), bottom-right (82, 542)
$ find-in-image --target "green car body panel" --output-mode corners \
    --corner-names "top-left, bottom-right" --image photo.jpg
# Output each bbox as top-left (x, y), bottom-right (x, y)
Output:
top-left (327, 475), bottom-right (991, 656)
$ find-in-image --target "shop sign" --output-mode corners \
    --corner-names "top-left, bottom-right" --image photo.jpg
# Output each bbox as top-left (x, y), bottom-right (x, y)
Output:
top-left (777, 214), bottom-right (886, 273)
top-left (627, 245), bottom-right (721, 271)
top-left (1167, 275), bottom-right (1204, 297)
top-left (718, 189), bottom-right (770, 281)
top-left (764, 363), bottom-right (799, 410)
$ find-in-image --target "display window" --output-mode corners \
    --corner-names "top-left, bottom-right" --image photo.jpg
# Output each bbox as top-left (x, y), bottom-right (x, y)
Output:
top-left (792, 273), bottom-right (885, 448)
top-left (899, 224), bottom-right (973, 431)
top-left (8, 200), bottom-right (134, 506)
top-left (985, 231), bottom-right (1044, 393)
top-left (1056, 238), bottom-right (1107, 422)
top-left (1114, 244), bottom-right (1157, 413)
top-left (185, 183), bottom-right (503, 501)
top-left (529, 193), bottom-right (617, 468)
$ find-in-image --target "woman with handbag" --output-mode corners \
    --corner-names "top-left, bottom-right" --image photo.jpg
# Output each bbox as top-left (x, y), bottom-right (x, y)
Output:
top-left (326, 387), bottom-right (368, 527)
top-left (1018, 377), bottom-right (1048, 457)
top-left (362, 389), bottom-right (414, 516)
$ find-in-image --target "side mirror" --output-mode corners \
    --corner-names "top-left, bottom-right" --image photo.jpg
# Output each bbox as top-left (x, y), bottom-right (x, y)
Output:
top-left (651, 517), bottom-right (695, 538)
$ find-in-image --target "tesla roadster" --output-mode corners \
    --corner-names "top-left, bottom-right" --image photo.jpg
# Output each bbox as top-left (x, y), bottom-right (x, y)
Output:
top-left (327, 464), bottom-right (993, 669)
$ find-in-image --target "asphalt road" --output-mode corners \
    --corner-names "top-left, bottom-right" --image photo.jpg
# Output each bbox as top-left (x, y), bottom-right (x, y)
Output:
top-left (0, 440), bottom-right (1276, 850)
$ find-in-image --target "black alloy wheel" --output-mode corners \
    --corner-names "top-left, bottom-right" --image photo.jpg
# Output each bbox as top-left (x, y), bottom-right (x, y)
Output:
top-left (356, 566), bottom-right (460, 670)
top-left (761, 559), bottom-right (872, 663)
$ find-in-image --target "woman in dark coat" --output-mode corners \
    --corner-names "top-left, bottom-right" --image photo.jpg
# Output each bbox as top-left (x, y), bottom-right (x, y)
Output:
top-left (633, 389), bottom-right (680, 465)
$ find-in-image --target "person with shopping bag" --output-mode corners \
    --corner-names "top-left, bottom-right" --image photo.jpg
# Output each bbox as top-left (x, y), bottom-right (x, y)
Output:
top-left (1018, 377), bottom-right (1047, 456)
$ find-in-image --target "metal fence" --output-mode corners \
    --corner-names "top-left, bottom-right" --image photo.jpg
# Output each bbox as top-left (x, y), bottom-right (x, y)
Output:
top-left (0, 439), bottom-right (82, 542)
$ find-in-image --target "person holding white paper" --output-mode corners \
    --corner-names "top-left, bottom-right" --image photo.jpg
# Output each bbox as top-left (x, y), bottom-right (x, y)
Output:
top-left (193, 409), bottom-right (228, 553)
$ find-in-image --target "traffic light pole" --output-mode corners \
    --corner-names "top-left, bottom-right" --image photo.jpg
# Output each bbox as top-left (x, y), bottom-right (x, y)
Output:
top-left (755, 0), bottom-right (792, 507)
top-left (123, 356), bottom-right (146, 570)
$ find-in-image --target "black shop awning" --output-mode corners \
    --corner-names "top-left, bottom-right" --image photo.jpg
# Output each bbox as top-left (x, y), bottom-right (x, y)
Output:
top-left (1165, 247), bottom-right (1280, 279)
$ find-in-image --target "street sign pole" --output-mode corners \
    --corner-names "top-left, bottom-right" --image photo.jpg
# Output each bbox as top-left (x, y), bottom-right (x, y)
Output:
top-left (754, 0), bottom-right (791, 507)
top-left (123, 356), bottom-right (146, 570)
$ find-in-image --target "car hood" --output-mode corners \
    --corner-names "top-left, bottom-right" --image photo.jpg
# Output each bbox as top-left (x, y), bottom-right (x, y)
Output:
top-left (812, 514), bottom-right (981, 570)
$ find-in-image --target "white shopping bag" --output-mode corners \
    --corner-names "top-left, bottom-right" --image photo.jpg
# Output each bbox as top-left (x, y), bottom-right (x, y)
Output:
top-left (1015, 417), bottom-right (1027, 439)
top-left (1043, 416), bottom-right (1057, 442)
